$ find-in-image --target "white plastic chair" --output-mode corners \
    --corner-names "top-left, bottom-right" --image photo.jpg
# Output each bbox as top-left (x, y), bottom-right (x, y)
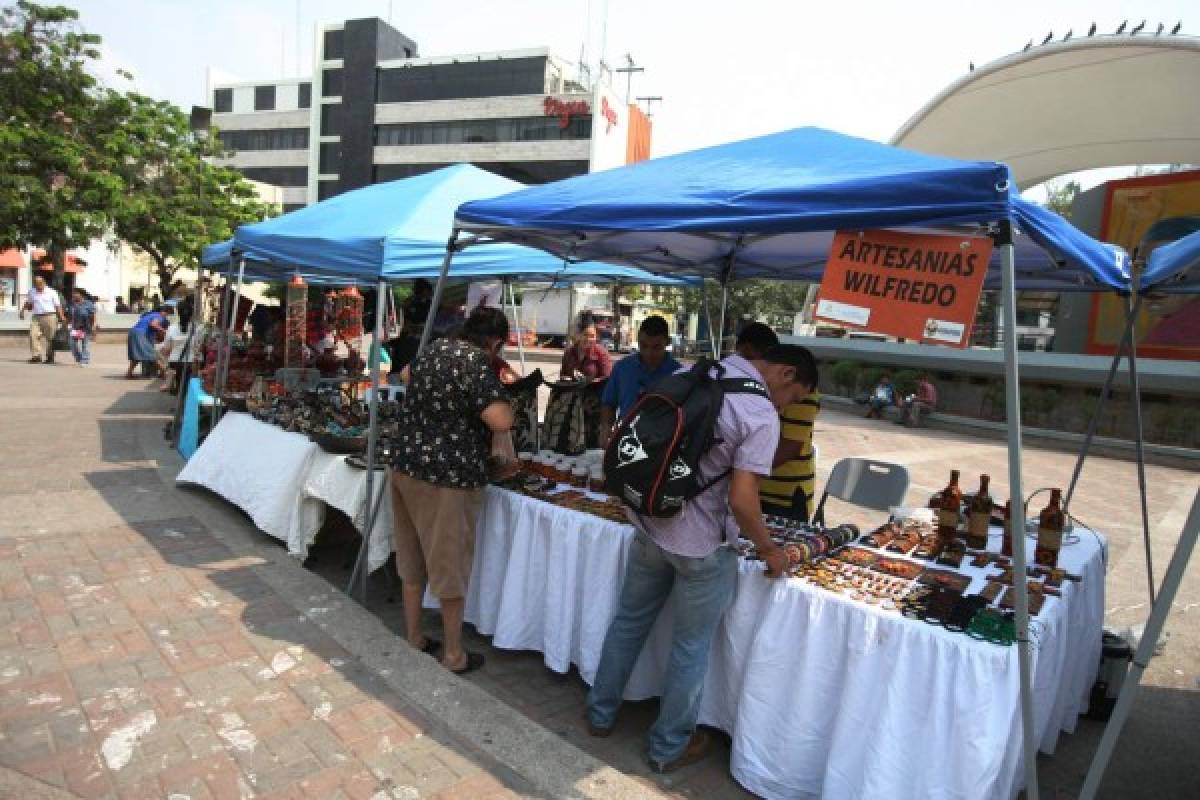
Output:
top-left (812, 457), bottom-right (910, 526)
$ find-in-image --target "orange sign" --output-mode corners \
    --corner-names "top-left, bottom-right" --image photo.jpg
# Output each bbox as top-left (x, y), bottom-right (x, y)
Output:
top-left (814, 229), bottom-right (992, 347)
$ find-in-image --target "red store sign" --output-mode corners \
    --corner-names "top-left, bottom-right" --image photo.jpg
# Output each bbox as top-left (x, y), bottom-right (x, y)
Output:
top-left (544, 97), bottom-right (590, 129)
top-left (600, 96), bottom-right (618, 132)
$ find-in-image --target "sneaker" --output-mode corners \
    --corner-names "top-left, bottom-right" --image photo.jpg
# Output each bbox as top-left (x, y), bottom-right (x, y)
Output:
top-left (648, 730), bottom-right (712, 774)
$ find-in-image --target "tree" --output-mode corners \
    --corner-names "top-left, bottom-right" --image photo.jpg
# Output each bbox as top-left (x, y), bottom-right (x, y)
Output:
top-left (678, 279), bottom-right (815, 332)
top-left (0, 2), bottom-right (124, 286)
top-left (106, 91), bottom-right (276, 297)
top-left (1042, 178), bottom-right (1081, 220)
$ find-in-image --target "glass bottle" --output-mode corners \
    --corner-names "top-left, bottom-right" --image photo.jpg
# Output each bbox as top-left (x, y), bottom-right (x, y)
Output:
top-left (966, 474), bottom-right (992, 549)
top-left (1036, 489), bottom-right (1065, 567)
top-left (937, 470), bottom-right (962, 543)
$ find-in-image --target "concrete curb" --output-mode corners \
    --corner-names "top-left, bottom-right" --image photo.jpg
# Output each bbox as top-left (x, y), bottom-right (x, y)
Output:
top-left (134, 412), bottom-right (658, 799)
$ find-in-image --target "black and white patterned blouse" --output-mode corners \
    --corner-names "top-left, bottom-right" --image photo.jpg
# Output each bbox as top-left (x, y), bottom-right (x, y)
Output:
top-left (392, 338), bottom-right (506, 489)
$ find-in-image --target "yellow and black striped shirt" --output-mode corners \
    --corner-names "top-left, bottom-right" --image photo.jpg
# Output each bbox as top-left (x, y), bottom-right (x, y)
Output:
top-left (760, 393), bottom-right (820, 510)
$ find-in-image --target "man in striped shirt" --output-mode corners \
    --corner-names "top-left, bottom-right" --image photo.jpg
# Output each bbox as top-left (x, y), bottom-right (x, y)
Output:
top-left (760, 349), bottom-right (820, 522)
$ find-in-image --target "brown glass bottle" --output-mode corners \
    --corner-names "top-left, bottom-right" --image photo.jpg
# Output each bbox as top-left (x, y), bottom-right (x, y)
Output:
top-left (966, 475), bottom-right (992, 549)
top-left (1035, 489), bottom-right (1065, 566)
top-left (936, 470), bottom-right (962, 543)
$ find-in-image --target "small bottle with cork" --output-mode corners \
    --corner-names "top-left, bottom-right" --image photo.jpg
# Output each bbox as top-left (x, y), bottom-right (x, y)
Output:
top-left (1036, 489), bottom-right (1065, 567)
top-left (966, 474), bottom-right (992, 550)
top-left (936, 470), bottom-right (963, 544)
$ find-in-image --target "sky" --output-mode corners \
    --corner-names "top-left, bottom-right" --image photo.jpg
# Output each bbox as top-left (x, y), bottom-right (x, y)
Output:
top-left (65, 0), bottom-right (1193, 195)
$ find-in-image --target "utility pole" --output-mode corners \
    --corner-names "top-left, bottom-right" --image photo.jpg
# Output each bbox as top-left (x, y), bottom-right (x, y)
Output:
top-left (635, 96), bottom-right (663, 117)
top-left (615, 54), bottom-right (644, 103)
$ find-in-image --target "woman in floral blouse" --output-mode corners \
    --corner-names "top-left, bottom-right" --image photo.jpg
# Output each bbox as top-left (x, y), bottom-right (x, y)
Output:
top-left (390, 306), bottom-right (514, 674)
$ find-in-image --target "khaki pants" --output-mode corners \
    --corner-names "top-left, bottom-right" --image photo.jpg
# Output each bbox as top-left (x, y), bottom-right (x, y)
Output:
top-left (29, 314), bottom-right (58, 360)
top-left (390, 471), bottom-right (482, 600)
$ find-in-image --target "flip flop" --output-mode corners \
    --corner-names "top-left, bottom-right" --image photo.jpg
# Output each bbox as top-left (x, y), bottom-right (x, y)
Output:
top-left (448, 652), bottom-right (485, 675)
top-left (418, 638), bottom-right (441, 657)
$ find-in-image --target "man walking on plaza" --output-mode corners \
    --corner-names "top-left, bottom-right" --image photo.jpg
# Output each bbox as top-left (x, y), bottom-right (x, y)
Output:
top-left (586, 344), bottom-right (817, 772)
top-left (20, 275), bottom-right (66, 364)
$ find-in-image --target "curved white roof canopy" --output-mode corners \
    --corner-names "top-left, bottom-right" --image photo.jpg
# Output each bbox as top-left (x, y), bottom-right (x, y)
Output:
top-left (892, 36), bottom-right (1200, 189)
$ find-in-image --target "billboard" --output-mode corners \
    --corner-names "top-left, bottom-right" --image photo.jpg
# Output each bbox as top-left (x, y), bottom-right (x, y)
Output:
top-left (1089, 171), bottom-right (1200, 361)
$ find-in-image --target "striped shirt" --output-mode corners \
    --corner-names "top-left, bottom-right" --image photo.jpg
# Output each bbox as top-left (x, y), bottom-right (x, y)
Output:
top-left (759, 393), bottom-right (820, 511)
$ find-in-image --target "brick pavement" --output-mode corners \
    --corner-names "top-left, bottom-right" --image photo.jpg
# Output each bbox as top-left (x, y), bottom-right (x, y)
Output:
top-left (2, 342), bottom-right (1197, 799)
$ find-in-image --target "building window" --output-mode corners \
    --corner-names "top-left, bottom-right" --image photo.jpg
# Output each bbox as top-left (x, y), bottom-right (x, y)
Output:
top-left (372, 161), bottom-right (588, 186)
top-left (376, 57), bottom-right (549, 103)
top-left (375, 115), bottom-right (592, 147)
top-left (282, 203), bottom-right (306, 214)
top-left (322, 68), bottom-right (344, 98)
top-left (323, 29), bottom-right (344, 60)
top-left (218, 128), bottom-right (309, 151)
top-left (317, 180), bottom-right (340, 201)
top-left (319, 142), bottom-right (342, 174)
top-left (238, 166), bottom-right (308, 187)
top-left (254, 85), bottom-right (276, 111)
top-left (214, 88), bottom-right (233, 113)
top-left (298, 82), bottom-right (311, 109)
top-left (320, 104), bottom-right (342, 137)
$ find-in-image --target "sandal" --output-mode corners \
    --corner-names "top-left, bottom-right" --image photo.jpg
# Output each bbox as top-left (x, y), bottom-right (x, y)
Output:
top-left (418, 637), bottom-right (441, 657)
top-left (447, 652), bottom-right (485, 675)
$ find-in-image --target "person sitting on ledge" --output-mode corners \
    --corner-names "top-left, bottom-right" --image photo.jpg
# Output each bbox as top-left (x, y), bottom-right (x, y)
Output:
top-left (865, 373), bottom-right (895, 419)
top-left (901, 372), bottom-right (937, 427)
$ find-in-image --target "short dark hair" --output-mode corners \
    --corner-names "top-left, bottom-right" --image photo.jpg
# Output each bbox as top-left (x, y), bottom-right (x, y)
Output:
top-left (575, 310), bottom-right (597, 333)
top-left (764, 344), bottom-right (818, 389)
top-left (639, 315), bottom-right (669, 338)
top-left (736, 322), bottom-right (778, 356)
top-left (461, 305), bottom-right (509, 348)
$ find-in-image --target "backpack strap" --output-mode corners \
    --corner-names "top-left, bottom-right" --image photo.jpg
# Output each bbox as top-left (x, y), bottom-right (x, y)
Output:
top-left (718, 377), bottom-right (770, 401)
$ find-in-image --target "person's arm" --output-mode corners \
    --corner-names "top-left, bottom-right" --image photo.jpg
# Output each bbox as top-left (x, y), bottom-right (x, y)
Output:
top-left (599, 405), bottom-right (615, 445)
top-left (480, 399), bottom-right (514, 433)
top-left (729, 470), bottom-right (787, 578)
top-left (595, 346), bottom-right (613, 379)
top-left (56, 296), bottom-right (66, 323)
top-left (772, 436), bottom-right (805, 469)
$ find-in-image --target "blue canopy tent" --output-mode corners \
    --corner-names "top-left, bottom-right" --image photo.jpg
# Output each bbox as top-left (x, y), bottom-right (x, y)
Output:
top-left (442, 127), bottom-right (1183, 800)
top-left (197, 164), bottom-right (701, 605)
top-left (1141, 226), bottom-right (1200, 292)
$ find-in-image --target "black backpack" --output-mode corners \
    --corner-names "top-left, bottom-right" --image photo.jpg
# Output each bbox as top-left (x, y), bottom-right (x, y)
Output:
top-left (603, 358), bottom-right (770, 517)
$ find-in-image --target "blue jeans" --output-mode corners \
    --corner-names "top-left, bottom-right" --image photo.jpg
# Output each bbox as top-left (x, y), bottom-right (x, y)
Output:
top-left (70, 334), bottom-right (90, 364)
top-left (587, 531), bottom-right (738, 767)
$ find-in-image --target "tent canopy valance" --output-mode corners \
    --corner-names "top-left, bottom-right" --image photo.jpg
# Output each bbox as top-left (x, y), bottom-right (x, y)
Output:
top-left (1141, 228), bottom-right (1200, 293)
top-left (455, 127), bottom-right (1131, 293)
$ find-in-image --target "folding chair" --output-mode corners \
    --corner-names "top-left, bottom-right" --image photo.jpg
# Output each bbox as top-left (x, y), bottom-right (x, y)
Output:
top-left (811, 457), bottom-right (910, 526)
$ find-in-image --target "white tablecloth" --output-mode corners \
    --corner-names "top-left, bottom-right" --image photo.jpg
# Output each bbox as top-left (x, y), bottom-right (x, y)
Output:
top-left (176, 414), bottom-right (393, 571)
top-left (176, 412), bottom-right (318, 552)
top-left (458, 488), bottom-right (1105, 800)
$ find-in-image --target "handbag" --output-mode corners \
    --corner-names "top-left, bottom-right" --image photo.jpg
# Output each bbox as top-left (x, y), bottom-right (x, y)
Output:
top-left (52, 325), bottom-right (70, 351)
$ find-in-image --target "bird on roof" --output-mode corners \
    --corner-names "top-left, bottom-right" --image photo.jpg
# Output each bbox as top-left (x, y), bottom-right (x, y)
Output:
top-left (1155, 22), bottom-right (1164, 35)
top-left (1042, 31), bottom-right (1054, 45)
top-left (1116, 20), bottom-right (1128, 34)
top-left (1171, 21), bottom-right (1182, 34)
top-left (1023, 39), bottom-right (1033, 51)
top-left (1063, 29), bottom-right (1073, 41)
top-left (1087, 22), bottom-right (1096, 36)
top-left (1131, 20), bottom-right (1145, 34)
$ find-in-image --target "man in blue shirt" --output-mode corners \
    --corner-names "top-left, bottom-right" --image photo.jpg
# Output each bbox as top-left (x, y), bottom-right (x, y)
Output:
top-left (599, 315), bottom-right (680, 442)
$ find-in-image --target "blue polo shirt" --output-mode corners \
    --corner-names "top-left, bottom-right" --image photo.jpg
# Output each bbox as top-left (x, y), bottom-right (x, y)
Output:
top-left (601, 352), bottom-right (682, 417)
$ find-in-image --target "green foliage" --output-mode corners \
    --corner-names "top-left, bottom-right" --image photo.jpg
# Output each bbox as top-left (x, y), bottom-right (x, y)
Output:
top-left (0, 2), bottom-right (273, 291)
top-left (678, 279), bottom-right (815, 323)
top-left (829, 360), bottom-right (860, 395)
top-left (861, 366), bottom-right (887, 393)
top-left (1042, 179), bottom-right (1081, 220)
top-left (892, 369), bottom-right (920, 398)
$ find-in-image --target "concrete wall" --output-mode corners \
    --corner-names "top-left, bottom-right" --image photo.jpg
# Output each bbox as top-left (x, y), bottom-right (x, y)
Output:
top-left (785, 335), bottom-right (1200, 448)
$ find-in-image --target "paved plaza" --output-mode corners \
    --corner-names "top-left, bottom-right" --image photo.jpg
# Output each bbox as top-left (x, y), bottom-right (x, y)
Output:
top-left (0, 341), bottom-right (1197, 799)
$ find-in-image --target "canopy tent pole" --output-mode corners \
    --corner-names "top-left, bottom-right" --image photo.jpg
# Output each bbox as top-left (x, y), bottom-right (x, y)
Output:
top-left (1064, 302), bottom-right (1139, 512)
top-left (1125, 293), bottom-right (1156, 605)
top-left (506, 279), bottom-right (527, 373)
top-left (998, 220), bottom-right (1039, 800)
top-left (701, 281), bottom-right (719, 359)
top-left (1079, 488), bottom-right (1200, 799)
top-left (169, 270), bottom-right (208, 448)
top-left (347, 278), bottom-right (390, 601)
top-left (214, 255), bottom-right (245, 426)
top-left (715, 242), bottom-right (742, 357)
top-left (417, 231), bottom-right (459, 357)
top-left (210, 259), bottom-right (234, 414)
